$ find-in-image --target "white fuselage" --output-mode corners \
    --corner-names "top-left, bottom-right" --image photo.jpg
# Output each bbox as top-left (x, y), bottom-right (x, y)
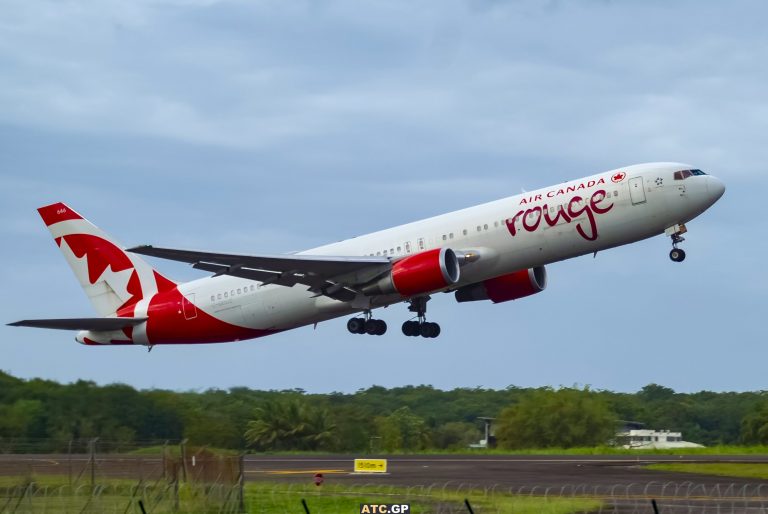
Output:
top-left (160, 162), bottom-right (723, 337)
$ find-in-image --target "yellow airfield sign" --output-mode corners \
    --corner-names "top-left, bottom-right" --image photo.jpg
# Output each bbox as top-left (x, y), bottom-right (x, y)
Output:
top-left (353, 459), bottom-right (388, 473)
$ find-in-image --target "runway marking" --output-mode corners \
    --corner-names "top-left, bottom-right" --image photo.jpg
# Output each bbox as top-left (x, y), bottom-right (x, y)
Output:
top-left (246, 469), bottom-right (348, 475)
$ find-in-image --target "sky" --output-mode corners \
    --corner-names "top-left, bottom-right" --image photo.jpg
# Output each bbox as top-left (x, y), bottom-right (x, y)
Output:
top-left (1, 0), bottom-right (766, 394)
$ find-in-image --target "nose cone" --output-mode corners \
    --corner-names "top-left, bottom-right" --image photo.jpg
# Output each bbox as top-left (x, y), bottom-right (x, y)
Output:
top-left (706, 176), bottom-right (726, 203)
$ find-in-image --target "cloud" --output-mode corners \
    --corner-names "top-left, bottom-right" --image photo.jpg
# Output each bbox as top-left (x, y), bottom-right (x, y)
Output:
top-left (0, 0), bottom-right (764, 175)
top-left (1, 0), bottom-right (767, 392)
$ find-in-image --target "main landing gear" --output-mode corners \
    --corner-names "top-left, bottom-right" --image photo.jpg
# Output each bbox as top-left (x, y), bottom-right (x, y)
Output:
top-left (666, 224), bottom-right (688, 262)
top-left (346, 297), bottom-right (442, 338)
top-left (347, 311), bottom-right (387, 336)
top-left (401, 296), bottom-right (441, 339)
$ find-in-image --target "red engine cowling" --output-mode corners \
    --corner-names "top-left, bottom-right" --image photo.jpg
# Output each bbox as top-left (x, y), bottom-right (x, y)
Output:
top-left (455, 266), bottom-right (547, 303)
top-left (362, 248), bottom-right (460, 297)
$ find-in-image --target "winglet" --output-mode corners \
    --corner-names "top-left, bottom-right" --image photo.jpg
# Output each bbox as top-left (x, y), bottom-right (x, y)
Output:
top-left (37, 202), bottom-right (84, 227)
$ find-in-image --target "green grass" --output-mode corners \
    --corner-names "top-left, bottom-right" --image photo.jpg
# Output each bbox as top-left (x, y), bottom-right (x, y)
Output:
top-left (419, 445), bottom-right (768, 455)
top-left (240, 445), bottom-right (768, 456)
top-left (130, 445), bottom-right (238, 456)
top-left (0, 475), bottom-right (602, 514)
top-left (245, 482), bottom-right (602, 514)
top-left (646, 463), bottom-right (768, 480)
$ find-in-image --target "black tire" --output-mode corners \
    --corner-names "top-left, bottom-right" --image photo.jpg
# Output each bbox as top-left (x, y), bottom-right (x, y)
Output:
top-left (402, 321), bottom-right (418, 337)
top-left (365, 319), bottom-right (379, 335)
top-left (670, 248), bottom-right (686, 262)
top-left (347, 318), bottom-right (365, 334)
top-left (420, 322), bottom-right (437, 338)
top-left (375, 320), bottom-right (387, 336)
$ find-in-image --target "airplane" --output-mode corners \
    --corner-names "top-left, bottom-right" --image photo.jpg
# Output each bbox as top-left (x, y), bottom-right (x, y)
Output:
top-left (9, 162), bottom-right (724, 346)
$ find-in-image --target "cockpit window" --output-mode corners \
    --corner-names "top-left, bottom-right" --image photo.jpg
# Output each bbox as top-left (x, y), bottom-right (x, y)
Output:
top-left (673, 169), bottom-right (706, 180)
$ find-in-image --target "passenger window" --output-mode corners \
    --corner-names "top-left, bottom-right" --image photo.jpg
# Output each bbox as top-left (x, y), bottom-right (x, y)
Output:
top-left (418, 237), bottom-right (425, 250)
top-left (449, 233), bottom-right (454, 239)
top-left (250, 285), bottom-right (255, 291)
top-left (210, 295), bottom-right (215, 302)
top-left (613, 191), bottom-right (618, 197)
top-left (462, 229), bottom-right (467, 235)
top-left (217, 293), bottom-right (222, 300)
top-left (237, 288), bottom-right (241, 294)
top-left (405, 242), bottom-right (412, 253)
top-left (231, 290), bottom-right (235, 297)
top-left (390, 248), bottom-right (394, 254)
top-left (224, 292), bottom-right (228, 298)
top-left (494, 221), bottom-right (498, 228)
top-left (383, 250), bottom-right (388, 255)
top-left (397, 246), bottom-right (401, 252)
top-left (442, 234), bottom-right (447, 241)
top-left (376, 251), bottom-right (381, 256)
top-left (483, 224), bottom-right (488, 230)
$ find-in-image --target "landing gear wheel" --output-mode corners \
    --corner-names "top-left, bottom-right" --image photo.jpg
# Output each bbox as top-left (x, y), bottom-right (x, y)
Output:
top-left (365, 319), bottom-right (387, 336)
top-left (420, 322), bottom-right (441, 339)
top-left (667, 225), bottom-right (688, 263)
top-left (347, 317), bottom-right (366, 334)
top-left (402, 320), bottom-right (419, 337)
top-left (403, 296), bottom-right (442, 338)
top-left (669, 248), bottom-right (686, 262)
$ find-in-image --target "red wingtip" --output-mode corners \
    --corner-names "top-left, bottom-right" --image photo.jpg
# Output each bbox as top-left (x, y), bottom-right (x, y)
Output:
top-left (37, 202), bottom-right (84, 227)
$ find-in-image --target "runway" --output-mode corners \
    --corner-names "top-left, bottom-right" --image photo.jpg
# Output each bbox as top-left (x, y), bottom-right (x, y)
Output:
top-left (3, 453), bottom-right (767, 488)
top-left (242, 454), bottom-right (768, 488)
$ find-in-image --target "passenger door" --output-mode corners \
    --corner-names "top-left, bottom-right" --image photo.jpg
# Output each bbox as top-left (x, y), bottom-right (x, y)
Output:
top-left (629, 176), bottom-right (647, 205)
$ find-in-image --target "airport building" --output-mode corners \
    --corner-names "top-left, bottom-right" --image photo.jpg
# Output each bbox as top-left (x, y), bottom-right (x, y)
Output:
top-left (617, 428), bottom-right (704, 450)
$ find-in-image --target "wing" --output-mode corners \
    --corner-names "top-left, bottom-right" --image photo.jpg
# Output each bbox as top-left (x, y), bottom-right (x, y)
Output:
top-left (128, 245), bottom-right (392, 301)
top-left (8, 317), bottom-right (147, 331)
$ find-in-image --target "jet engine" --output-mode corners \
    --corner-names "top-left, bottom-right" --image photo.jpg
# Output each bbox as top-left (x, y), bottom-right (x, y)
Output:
top-left (454, 266), bottom-right (547, 303)
top-left (362, 248), bottom-right (460, 297)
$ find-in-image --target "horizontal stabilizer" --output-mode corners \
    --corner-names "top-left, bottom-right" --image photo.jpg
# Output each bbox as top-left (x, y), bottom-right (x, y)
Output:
top-left (7, 317), bottom-right (147, 331)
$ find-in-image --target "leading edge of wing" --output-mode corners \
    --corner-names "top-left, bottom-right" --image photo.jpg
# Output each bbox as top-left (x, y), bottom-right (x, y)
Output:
top-left (8, 317), bottom-right (147, 331)
top-left (127, 245), bottom-right (390, 272)
top-left (127, 245), bottom-right (393, 301)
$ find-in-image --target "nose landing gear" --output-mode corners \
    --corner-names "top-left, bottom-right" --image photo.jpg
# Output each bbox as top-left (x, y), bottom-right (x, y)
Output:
top-left (669, 247), bottom-right (686, 262)
top-left (401, 296), bottom-right (441, 339)
top-left (666, 224), bottom-right (687, 262)
top-left (347, 311), bottom-right (387, 336)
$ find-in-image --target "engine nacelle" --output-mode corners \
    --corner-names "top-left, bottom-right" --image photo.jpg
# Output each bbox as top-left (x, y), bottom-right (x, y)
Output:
top-left (362, 248), bottom-right (460, 297)
top-left (455, 266), bottom-right (547, 303)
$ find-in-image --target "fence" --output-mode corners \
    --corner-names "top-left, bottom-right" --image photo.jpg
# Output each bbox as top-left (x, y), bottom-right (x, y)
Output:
top-left (1, 440), bottom-right (768, 513)
top-left (0, 439), bottom-right (244, 513)
top-left (3, 479), bottom-right (768, 513)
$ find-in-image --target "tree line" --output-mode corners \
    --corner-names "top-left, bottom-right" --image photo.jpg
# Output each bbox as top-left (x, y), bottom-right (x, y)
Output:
top-left (1, 371), bottom-right (768, 452)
